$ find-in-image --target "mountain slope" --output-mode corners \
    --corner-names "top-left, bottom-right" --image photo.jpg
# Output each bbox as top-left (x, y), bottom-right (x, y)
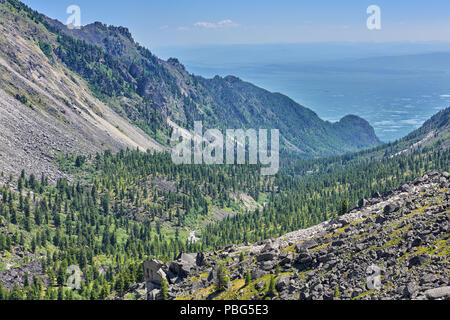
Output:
top-left (37, 2), bottom-right (381, 156)
top-left (192, 108), bottom-right (449, 248)
top-left (285, 106), bottom-right (449, 176)
top-left (0, 106), bottom-right (447, 301)
top-left (391, 107), bottom-right (450, 156)
top-left (0, 0), bottom-right (164, 181)
top-left (146, 172), bottom-right (449, 300)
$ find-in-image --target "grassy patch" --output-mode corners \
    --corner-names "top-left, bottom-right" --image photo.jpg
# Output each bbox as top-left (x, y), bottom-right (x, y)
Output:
top-left (352, 289), bottom-right (375, 300)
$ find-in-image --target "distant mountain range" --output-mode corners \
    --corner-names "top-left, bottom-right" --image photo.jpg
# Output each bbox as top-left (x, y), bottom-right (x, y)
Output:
top-left (159, 45), bottom-right (450, 143)
top-left (0, 0), bottom-right (381, 181)
top-left (45, 13), bottom-right (382, 154)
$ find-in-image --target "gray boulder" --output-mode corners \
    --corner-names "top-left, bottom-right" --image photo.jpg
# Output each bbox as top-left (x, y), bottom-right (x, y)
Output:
top-left (408, 254), bottom-right (429, 268)
top-left (251, 269), bottom-right (267, 280)
top-left (424, 286), bottom-right (450, 300)
top-left (403, 282), bottom-right (419, 298)
top-left (295, 239), bottom-right (318, 252)
top-left (384, 203), bottom-right (400, 214)
top-left (375, 214), bottom-right (387, 224)
top-left (331, 240), bottom-right (345, 247)
top-left (257, 252), bottom-right (277, 262)
top-left (148, 289), bottom-right (161, 300)
top-left (169, 260), bottom-right (195, 279)
top-left (260, 261), bottom-right (276, 271)
top-left (178, 253), bottom-right (197, 265)
top-left (276, 277), bottom-right (290, 292)
top-left (207, 268), bottom-right (217, 283)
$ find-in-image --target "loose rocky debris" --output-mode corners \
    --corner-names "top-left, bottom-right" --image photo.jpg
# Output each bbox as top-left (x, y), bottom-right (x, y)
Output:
top-left (141, 172), bottom-right (449, 300)
top-left (0, 260), bottom-right (47, 290)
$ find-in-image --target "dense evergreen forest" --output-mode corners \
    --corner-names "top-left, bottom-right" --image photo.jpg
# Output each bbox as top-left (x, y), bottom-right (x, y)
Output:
top-left (0, 136), bottom-right (447, 299)
top-left (203, 146), bottom-right (448, 247)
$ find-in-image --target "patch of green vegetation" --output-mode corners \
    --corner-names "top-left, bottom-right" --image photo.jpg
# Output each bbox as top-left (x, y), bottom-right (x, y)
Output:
top-left (334, 285), bottom-right (341, 299)
top-left (257, 193), bottom-right (269, 206)
top-left (311, 241), bottom-right (332, 252)
top-left (398, 235), bottom-right (450, 262)
top-left (382, 237), bottom-right (402, 248)
top-left (0, 262), bottom-right (7, 272)
top-left (352, 289), bottom-right (375, 300)
top-left (38, 40), bottom-right (52, 60)
top-left (189, 272), bottom-right (209, 283)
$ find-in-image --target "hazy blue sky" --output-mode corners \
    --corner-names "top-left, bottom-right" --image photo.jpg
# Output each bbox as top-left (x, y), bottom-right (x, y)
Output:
top-left (22, 0), bottom-right (450, 48)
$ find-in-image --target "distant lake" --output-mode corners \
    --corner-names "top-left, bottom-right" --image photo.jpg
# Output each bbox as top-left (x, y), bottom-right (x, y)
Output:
top-left (155, 43), bottom-right (450, 142)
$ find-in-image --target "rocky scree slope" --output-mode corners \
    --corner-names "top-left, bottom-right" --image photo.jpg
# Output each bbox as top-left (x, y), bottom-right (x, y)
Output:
top-left (141, 172), bottom-right (449, 300)
top-left (0, 1), bottom-right (163, 182)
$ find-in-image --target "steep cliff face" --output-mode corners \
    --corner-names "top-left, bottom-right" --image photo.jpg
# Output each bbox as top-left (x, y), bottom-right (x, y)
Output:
top-left (143, 172), bottom-right (449, 300)
top-left (0, 1), bottom-right (163, 180)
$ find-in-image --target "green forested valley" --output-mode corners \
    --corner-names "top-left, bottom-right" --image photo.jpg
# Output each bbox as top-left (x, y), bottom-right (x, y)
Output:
top-left (0, 115), bottom-right (448, 299)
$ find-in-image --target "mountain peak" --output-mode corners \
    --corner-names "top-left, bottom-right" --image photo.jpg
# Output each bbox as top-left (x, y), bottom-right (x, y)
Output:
top-left (333, 115), bottom-right (381, 147)
top-left (339, 114), bottom-right (368, 123)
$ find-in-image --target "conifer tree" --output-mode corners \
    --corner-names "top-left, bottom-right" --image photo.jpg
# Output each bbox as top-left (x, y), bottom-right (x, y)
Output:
top-left (216, 263), bottom-right (230, 292)
top-left (245, 270), bottom-right (251, 287)
top-left (159, 278), bottom-right (168, 300)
